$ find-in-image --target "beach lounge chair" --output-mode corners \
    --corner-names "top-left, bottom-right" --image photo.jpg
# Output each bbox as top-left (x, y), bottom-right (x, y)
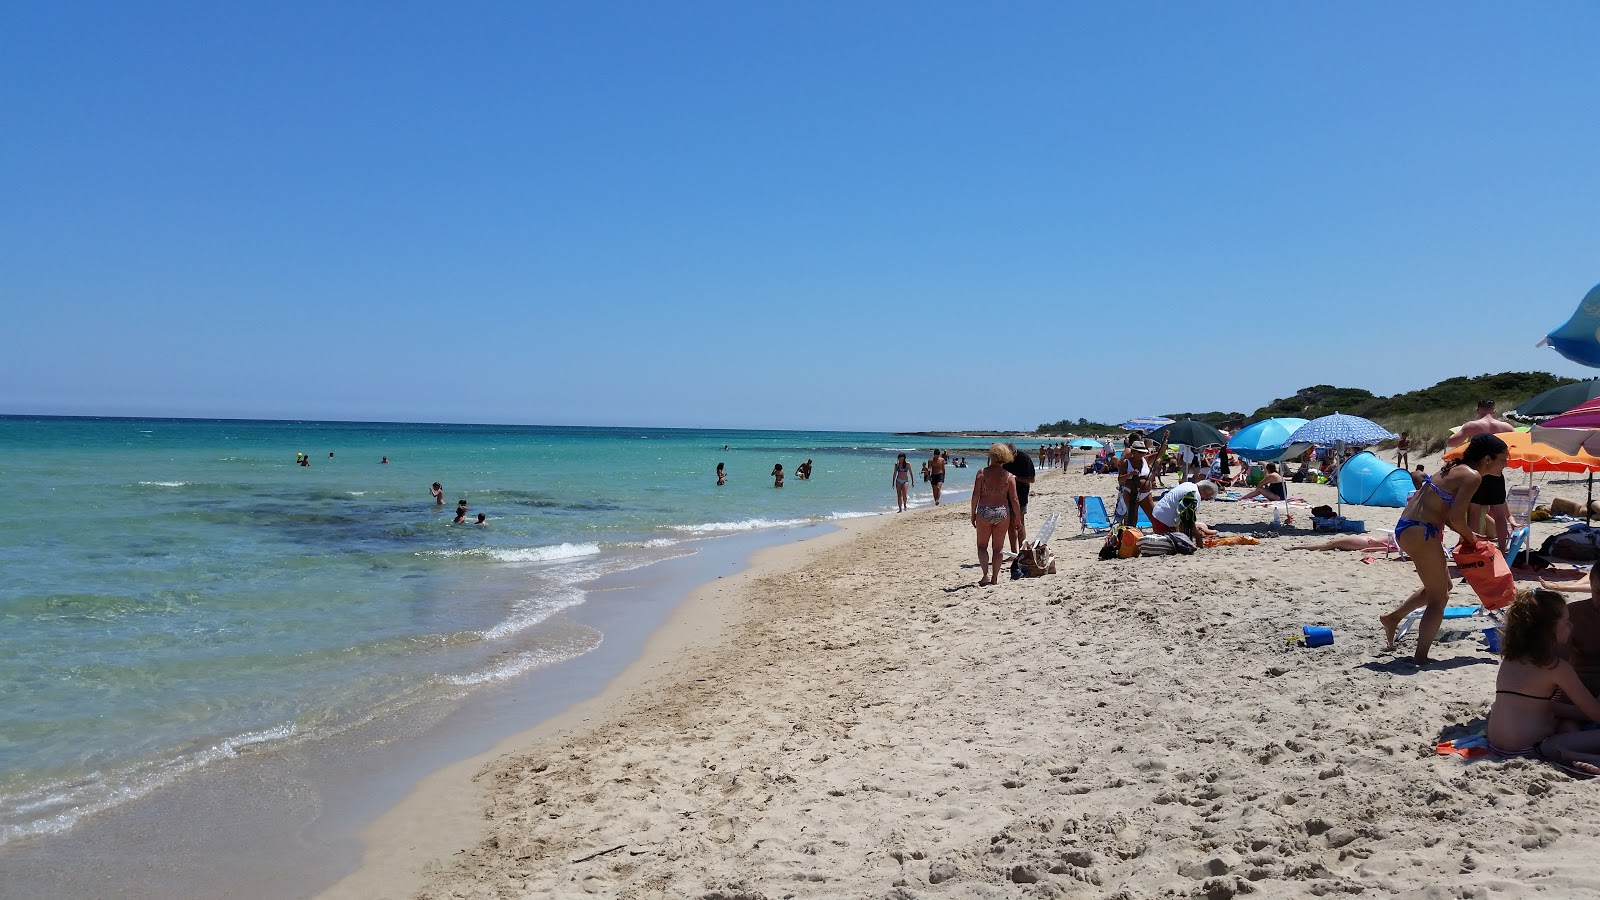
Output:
top-left (1395, 604), bottom-right (1486, 644)
top-left (1505, 525), bottom-right (1531, 568)
top-left (1076, 496), bottom-right (1152, 533)
top-left (1508, 487), bottom-right (1539, 523)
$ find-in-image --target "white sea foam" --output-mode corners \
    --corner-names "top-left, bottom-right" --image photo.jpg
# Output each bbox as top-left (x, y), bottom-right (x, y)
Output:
top-left (827, 510), bottom-right (880, 520)
top-left (420, 542), bottom-right (603, 564)
top-left (477, 583), bottom-right (588, 640)
top-left (0, 721), bottom-right (297, 846)
top-left (672, 517), bottom-right (813, 534)
top-left (445, 633), bottom-right (603, 685)
top-left (137, 481), bottom-right (189, 487)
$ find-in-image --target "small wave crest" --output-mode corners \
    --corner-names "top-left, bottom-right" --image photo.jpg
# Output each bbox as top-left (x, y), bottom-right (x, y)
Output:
top-left (444, 631), bottom-right (603, 685)
top-left (673, 517), bottom-right (813, 534)
top-left (420, 542), bottom-right (603, 564)
top-left (137, 481), bottom-right (189, 487)
top-left (0, 722), bottom-right (297, 846)
top-left (477, 582), bottom-right (588, 640)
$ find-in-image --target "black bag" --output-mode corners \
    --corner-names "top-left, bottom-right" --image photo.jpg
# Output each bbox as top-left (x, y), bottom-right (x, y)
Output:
top-left (1540, 526), bottom-right (1600, 562)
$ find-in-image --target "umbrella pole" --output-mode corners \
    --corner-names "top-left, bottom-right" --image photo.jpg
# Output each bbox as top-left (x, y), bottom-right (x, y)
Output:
top-left (1589, 472), bottom-right (1593, 527)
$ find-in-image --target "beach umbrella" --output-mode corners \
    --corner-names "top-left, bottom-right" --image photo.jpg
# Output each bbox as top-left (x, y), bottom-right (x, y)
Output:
top-left (1146, 419), bottom-right (1227, 448)
top-left (1538, 282), bottom-right (1600, 368)
top-left (1512, 379), bottom-right (1600, 419)
top-left (1288, 413), bottom-right (1397, 448)
top-left (1068, 438), bottom-right (1102, 449)
top-left (1446, 429), bottom-right (1600, 474)
top-left (1228, 417), bottom-right (1311, 463)
top-left (1121, 416), bottom-right (1174, 432)
top-left (1539, 397), bottom-right (1600, 430)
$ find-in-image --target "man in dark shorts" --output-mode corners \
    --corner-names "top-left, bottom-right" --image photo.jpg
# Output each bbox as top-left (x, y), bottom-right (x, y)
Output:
top-left (1003, 442), bottom-right (1036, 553)
top-left (929, 450), bottom-right (946, 505)
top-left (1453, 400), bottom-right (1517, 551)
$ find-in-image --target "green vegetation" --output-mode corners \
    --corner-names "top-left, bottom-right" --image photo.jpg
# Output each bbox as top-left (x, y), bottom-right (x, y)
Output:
top-left (1036, 416), bottom-right (1121, 436)
top-left (1035, 372), bottom-right (1580, 454)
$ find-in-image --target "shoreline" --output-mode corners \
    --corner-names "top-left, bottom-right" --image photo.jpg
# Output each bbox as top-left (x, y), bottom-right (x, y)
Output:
top-left (380, 462), bottom-right (1600, 897)
top-left (322, 508), bottom-right (910, 897)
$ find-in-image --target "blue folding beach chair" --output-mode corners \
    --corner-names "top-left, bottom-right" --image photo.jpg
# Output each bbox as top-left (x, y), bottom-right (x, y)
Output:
top-left (1505, 525), bottom-right (1531, 569)
top-left (1077, 496), bottom-right (1152, 534)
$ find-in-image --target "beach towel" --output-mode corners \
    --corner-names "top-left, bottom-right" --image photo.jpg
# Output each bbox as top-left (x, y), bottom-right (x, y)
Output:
top-left (1204, 535), bottom-right (1261, 548)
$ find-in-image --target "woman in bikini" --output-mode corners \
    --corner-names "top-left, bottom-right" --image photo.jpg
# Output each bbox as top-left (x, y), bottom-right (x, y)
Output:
top-left (970, 442), bottom-right (1020, 586)
top-left (771, 463), bottom-right (784, 488)
top-left (1380, 432), bottom-right (1509, 664)
top-left (1235, 462), bottom-right (1287, 502)
top-left (892, 453), bottom-right (913, 512)
top-left (1485, 589), bottom-right (1600, 776)
top-left (716, 462), bottom-right (726, 486)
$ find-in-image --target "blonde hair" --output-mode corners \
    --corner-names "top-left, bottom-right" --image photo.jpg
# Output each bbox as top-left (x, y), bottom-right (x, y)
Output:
top-left (988, 442), bottom-right (1014, 467)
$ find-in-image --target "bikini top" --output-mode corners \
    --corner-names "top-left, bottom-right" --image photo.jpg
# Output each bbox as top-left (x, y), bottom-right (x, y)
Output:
top-left (1496, 687), bottom-right (1558, 701)
top-left (1422, 475), bottom-right (1455, 505)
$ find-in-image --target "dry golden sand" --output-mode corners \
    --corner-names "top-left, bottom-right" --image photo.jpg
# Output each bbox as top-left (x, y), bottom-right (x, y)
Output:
top-left (331, 458), bottom-right (1600, 899)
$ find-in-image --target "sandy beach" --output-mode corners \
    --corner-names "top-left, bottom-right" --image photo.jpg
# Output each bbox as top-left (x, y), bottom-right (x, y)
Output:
top-left (328, 458), bottom-right (1600, 899)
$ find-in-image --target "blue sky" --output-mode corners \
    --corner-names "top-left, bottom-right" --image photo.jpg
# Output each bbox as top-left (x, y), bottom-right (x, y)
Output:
top-left (3, 3), bottom-right (1596, 431)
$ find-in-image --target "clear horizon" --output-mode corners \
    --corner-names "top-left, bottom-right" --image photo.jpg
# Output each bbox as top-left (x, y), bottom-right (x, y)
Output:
top-left (4, 4), bottom-right (1597, 431)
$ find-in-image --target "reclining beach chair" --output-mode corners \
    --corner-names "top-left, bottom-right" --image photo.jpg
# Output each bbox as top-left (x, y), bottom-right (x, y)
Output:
top-left (1076, 496), bottom-right (1152, 534)
top-left (1505, 525), bottom-right (1531, 569)
top-left (1395, 604), bottom-right (1486, 644)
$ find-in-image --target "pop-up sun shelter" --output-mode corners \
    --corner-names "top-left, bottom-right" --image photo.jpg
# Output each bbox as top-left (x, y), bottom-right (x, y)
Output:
top-left (1338, 451), bottom-right (1414, 507)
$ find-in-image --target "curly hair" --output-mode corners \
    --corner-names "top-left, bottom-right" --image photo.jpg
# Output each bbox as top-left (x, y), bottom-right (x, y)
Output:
top-left (1501, 588), bottom-right (1566, 667)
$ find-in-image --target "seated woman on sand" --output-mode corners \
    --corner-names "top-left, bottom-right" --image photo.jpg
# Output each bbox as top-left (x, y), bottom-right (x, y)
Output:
top-left (1234, 462), bottom-right (1287, 502)
top-left (1485, 589), bottom-right (1600, 776)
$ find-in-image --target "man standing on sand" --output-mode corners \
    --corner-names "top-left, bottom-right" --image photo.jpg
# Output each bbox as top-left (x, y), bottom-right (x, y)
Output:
top-left (1003, 442), bottom-right (1036, 553)
top-left (929, 450), bottom-right (946, 505)
top-left (1447, 400), bottom-right (1518, 551)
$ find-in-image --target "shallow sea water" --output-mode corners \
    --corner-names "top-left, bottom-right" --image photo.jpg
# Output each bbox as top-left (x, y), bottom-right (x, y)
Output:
top-left (0, 416), bottom-right (981, 843)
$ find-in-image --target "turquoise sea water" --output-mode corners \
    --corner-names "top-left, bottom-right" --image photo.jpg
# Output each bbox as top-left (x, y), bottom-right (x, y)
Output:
top-left (0, 417), bottom-right (978, 844)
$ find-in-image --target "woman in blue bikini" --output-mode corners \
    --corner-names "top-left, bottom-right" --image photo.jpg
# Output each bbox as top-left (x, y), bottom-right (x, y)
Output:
top-left (1380, 432), bottom-right (1509, 663)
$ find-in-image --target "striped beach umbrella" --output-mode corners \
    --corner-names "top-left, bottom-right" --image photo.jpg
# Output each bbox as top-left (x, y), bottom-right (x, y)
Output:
top-left (1121, 416), bottom-right (1175, 432)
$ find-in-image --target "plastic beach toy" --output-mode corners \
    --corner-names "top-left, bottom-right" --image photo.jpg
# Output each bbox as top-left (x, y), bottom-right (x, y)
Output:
top-left (1483, 626), bottom-right (1502, 654)
top-left (1302, 626), bottom-right (1334, 648)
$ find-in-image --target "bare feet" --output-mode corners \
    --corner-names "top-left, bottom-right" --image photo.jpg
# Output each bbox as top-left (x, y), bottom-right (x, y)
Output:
top-left (1379, 612), bottom-right (1402, 650)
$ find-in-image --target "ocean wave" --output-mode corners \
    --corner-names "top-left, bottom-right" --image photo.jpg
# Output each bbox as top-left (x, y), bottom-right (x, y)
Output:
top-left (444, 632), bottom-right (603, 685)
top-left (137, 481), bottom-right (189, 487)
top-left (477, 583), bottom-right (589, 640)
top-left (420, 542), bottom-right (603, 564)
top-left (827, 510), bottom-right (881, 520)
top-left (672, 517), bottom-right (813, 534)
top-left (0, 722), bottom-right (297, 847)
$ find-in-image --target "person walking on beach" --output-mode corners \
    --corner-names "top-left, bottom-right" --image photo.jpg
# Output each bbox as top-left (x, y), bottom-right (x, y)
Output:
top-left (430, 482), bottom-right (444, 505)
top-left (771, 464), bottom-right (784, 488)
top-left (716, 462), bottom-right (726, 486)
top-left (1003, 442), bottom-right (1035, 553)
top-left (1380, 433), bottom-right (1508, 664)
top-left (971, 443), bottom-right (1021, 587)
top-left (929, 450), bottom-right (947, 506)
top-left (1395, 432), bottom-right (1411, 469)
top-left (893, 453), bottom-right (913, 512)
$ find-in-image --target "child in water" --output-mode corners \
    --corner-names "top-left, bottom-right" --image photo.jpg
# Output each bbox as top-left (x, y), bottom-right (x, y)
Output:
top-left (716, 462), bottom-right (726, 486)
top-left (771, 464), bottom-right (784, 488)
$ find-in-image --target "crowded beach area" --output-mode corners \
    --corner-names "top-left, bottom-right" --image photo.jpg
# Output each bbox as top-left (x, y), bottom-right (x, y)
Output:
top-left (324, 414), bottom-right (1600, 899)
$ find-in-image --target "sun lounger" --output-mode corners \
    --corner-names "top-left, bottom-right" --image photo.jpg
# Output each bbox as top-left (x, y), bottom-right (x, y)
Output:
top-left (1395, 604), bottom-right (1485, 644)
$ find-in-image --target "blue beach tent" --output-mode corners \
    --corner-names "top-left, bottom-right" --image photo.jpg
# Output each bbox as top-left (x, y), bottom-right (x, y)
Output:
top-left (1338, 451), bottom-right (1414, 508)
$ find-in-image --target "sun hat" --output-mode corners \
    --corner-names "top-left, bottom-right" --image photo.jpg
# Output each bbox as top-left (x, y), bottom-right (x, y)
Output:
top-left (1128, 439), bottom-right (1152, 453)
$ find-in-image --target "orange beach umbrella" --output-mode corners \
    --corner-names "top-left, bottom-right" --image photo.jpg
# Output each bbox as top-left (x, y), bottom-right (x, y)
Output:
top-left (1443, 429), bottom-right (1600, 473)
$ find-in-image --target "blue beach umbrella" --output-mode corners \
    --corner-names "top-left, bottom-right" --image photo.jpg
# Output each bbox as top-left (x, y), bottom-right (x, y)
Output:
top-left (1288, 413), bottom-right (1397, 448)
top-left (1230, 417), bottom-right (1311, 463)
top-left (1121, 416), bottom-right (1175, 432)
top-left (1068, 438), bottom-right (1103, 449)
